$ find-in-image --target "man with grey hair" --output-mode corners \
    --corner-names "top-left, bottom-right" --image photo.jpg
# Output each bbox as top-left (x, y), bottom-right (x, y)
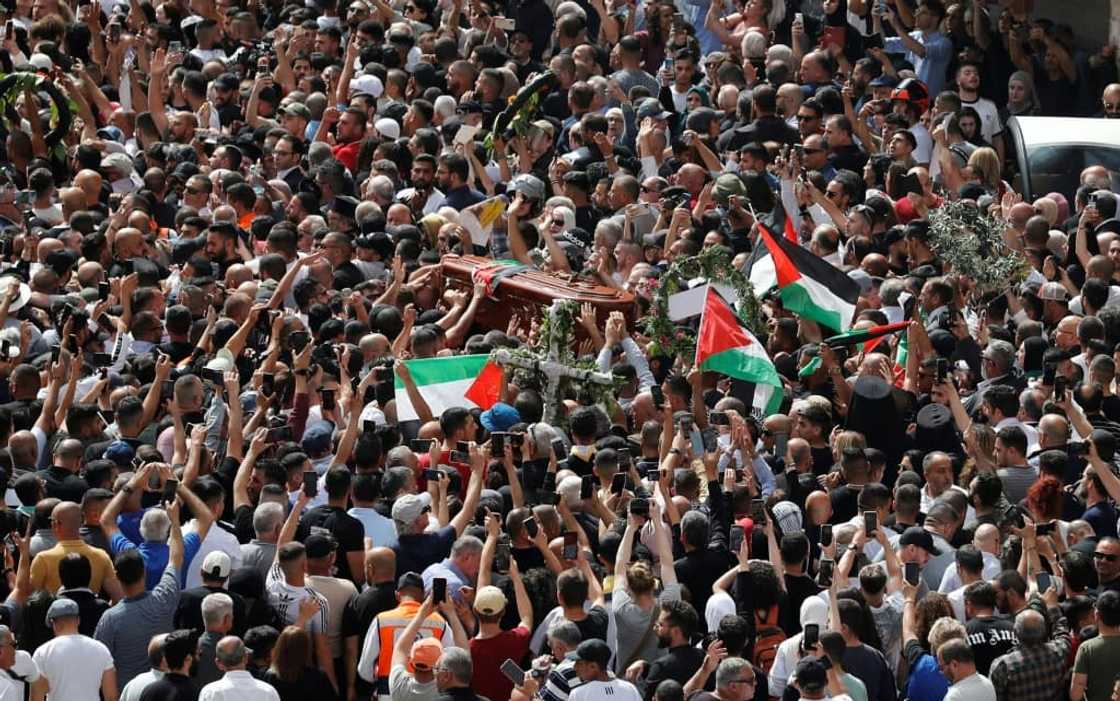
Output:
top-left (421, 535), bottom-right (484, 605)
top-left (965, 339), bottom-right (1021, 416)
top-left (195, 592), bottom-right (235, 688)
top-left (198, 636), bottom-right (280, 701)
top-left (433, 647), bottom-right (479, 698)
top-left (708, 657), bottom-right (759, 701)
top-left (538, 621), bottom-right (585, 701)
top-left (989, 586), bottom-right (1072, 701)
top-left (240, 501), bottom-right (284, 578)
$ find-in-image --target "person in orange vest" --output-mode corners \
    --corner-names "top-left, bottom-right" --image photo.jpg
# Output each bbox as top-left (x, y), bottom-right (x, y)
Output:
top-left (357, 571), bottom-right (467, 700)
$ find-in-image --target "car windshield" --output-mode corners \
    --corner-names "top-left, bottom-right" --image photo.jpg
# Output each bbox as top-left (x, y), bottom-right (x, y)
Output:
top-left (1015, 143), bottom-right (1120, 201)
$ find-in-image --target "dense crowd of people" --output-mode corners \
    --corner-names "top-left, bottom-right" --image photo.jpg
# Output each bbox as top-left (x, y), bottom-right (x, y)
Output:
top-left (1, 0), bottom-right (1120, 700)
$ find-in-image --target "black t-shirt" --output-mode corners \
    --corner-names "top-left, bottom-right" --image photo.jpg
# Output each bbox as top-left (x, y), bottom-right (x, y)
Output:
top-left (829, 484), bottom-right (861, 524)
top-left (810, 446), bottom-right (834, 476)
top-left (37, 466), bottom-right (89, 503)
top-left (512, 545), bottom-right (546, 571)
top-left (175, 585), bottom-right (249, 637)
top-left (965, 614), bottom-right (1017, 675)
top-left (299, 505), bottom-right (366, 583)
top-left (779, 573), bottom-right (821, 636)
top-left (573, 605), bottom-right (609, 642)
top-left (139, 672), bottom-right (198, 701)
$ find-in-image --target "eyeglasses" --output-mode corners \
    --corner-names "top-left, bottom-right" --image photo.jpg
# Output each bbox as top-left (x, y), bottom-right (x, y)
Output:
top-left (1095, 552), bottom-right (1119, 561)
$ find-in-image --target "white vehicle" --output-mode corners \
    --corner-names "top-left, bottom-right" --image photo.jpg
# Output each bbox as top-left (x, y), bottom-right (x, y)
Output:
top-left (1007, 116), bottom-right (1120, 201)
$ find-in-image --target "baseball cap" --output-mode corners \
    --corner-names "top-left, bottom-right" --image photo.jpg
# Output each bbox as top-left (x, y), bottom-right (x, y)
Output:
top-left (301, 420), bottom-right (334, 456)
top-left (409, 637), bottom-right (443, 672)
top-left (374, 117), bottom-right (401, 140)
top-left (391, 492), bottom-right (432, 525)
top-left (509, 173), bottom-right (546, 201)
top-left (473, 585), bottom-right (508, 615)
top-left (350, 74), bottom-right (385, 98)
top-left (794, 658), bottom-right (828, 691)
top-left (46, 598), bottom-right (80, 623)
top-left (213, 73), bottom-right (240, 91)
top-left (480, 402), bottom-right (520, 432)
top-left (305, 533), bottom-right (338, 559)
top-left (281, 102), bottom-right (312, 120)
top-left (201, 551), bottom-right (232, 580)
top-left (102, 440), bottom-right (136, 468)
top-left (1039, 281), bottom-right (1069, 302)
top-left (636, 98), bottom-right (671, 121)
top-left (899, 526), bottom-right (942, 555)
top-left (574, 639), bottom-right (612, 667)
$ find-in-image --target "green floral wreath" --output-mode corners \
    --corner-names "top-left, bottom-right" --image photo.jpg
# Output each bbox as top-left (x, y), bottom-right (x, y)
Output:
top-left (927, 200), bottom-right (1029, 301)
top-left (496, 300), bottom-right (622, 425)
top-left (641, 246), bottom-right (765, 360)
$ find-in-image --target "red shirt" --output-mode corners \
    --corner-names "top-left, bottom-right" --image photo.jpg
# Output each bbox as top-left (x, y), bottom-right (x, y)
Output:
top-left (332, 141), bottom-right (361, 172)
top-left (417, 450), bottom-right (471, 499)
top-left (469, 626), bottom-right (531, 701)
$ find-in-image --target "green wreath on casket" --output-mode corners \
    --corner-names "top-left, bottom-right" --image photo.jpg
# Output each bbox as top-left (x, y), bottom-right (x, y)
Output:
top-left (484, 70), bottom-right (558, 155)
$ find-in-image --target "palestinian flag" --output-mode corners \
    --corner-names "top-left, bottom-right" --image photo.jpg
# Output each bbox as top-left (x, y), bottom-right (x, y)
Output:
top-left (464, 359), bottom-right (503, 410)
top-left (823, 321), bottom-right (909, 354)
top-left (394, 355), bottom-right (491, 422)
top-left (745, 200), bottom-right (799, 297)
top-left (695, 287), bottom-right (783, 416)
top-left (755, 217), bottom-right (859, 332)
top-left (892, 332), bottom-right (909, 388)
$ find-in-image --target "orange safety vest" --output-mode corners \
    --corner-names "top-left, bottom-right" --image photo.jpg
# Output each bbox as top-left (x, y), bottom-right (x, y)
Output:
top-left (373, 600), bottom-right (447, 682)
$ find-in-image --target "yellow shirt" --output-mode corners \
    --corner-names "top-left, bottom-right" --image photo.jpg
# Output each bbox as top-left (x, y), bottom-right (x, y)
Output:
top-left (30, 539), bottom-right (115, 594)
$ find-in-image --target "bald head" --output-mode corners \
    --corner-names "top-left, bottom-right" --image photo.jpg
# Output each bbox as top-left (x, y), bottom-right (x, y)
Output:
top-left (1009, 202), bottom-right (1036, 230)
top-left (74, 170), bottom-right (103, 205)
top-left (51, 502), bottom-right (81, 537)
top-left (973, 523), bottom-right (999, 555)
top-left (1014, 609), bottom-right (1048, 645)
top-left (114, 228), bottom-right (145, 259)
top-left (215, 636), bottom-right (248, 669)
top-left (366, 547), bottom-right (396, 583)
top-left (1037, 414), bottom-right (1068, 448)
top-left (7, 430), bottom-right (37, 467)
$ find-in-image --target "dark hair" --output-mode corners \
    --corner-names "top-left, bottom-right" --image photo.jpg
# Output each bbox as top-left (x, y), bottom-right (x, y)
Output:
top-left (661, 599), bottom-right (699, 640)
top-left (114, 549), bottom-right (147, 587)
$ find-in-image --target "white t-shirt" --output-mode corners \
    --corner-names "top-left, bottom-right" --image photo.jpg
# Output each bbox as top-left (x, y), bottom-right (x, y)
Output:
top-left (0, 650), bottom-right (40, 701)
top-left (570, 678), bottom-right (643, 701)
top-left (960, 97), bottom-right (1003, 144)
top-left (184, 521), bottom-right (244, 589)
top-left (32, 634), bottom-right (113, 701)
top-left (944, 672), bottom-right (997, 701)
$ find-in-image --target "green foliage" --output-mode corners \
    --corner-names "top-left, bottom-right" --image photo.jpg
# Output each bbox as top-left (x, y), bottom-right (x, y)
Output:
top-left (926, 200), bottom-right (1030, 300)
top-left (641, 246), bottom-right (765, 360)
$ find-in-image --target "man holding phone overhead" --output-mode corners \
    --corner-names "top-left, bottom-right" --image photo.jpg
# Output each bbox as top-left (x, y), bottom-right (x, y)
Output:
top-left (392, 443), bottom-right (487, 579)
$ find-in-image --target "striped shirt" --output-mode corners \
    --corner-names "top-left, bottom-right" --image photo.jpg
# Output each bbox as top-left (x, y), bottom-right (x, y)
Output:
top-left (996, 465), bottom-right (1039, 505)
top-left (541, 657), bottom-right (582, 701)
top-left (265, 562), bottom-right (328, 633)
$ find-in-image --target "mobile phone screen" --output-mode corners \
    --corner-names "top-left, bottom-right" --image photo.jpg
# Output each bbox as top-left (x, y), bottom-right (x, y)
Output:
top-left (905, 562), bottom-right (920, 586)
top-left (562, 532), bottom-right (578, 560)
top-left (302, 470), bottom-right (318, 497)
top-left (432, 577), bottom-right (446, 603)
top-left (500, 659), bottom-right (526, 687)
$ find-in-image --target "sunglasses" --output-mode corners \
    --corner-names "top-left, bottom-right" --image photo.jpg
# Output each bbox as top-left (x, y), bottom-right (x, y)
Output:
top-left (551, 220), bottom-right (564, 226)
top-left (1095, 552), bottom-right (1119, 561)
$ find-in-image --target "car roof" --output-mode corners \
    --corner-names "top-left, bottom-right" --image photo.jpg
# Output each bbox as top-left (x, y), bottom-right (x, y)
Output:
top-left (1011, 116), bottom-right (1120, 148)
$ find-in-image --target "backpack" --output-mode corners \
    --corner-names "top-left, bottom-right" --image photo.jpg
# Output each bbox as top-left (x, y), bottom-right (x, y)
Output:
top-left (752, 605), bottom-right (787, 674)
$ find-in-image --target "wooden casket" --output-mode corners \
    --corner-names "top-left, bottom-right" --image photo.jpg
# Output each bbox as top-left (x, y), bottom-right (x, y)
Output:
top-left (440, 255), bottom-right (637, 336)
